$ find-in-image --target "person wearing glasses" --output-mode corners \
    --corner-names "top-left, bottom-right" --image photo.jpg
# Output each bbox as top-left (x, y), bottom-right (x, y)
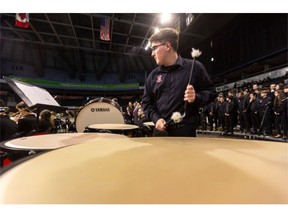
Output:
top-left (141, 28), bottom-right (216, 136)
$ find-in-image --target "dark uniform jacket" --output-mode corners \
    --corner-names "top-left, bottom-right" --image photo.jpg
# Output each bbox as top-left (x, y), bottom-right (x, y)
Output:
top-left (0, 115), bottom-right (18, 142)
top-left (18, 114), bottom-right (37, 134)
top-left (142, 56), bottom-right (216, 126)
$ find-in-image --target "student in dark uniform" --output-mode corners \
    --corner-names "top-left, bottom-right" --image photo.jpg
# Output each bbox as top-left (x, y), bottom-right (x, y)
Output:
top-left (207, 100), bottom-right (218, 131)
top-left (38, 109), bottom-right (55, 133)
top-left (142, 28), bottom-right (216, 137)
top-left (224, 95), bottom-right (235, 135)
top-left (0, 99), bottom-right (18, 142)
top-left (243, 89), bottom-right (251, 133)
top-left (249, 92), bottom-right (260, 135)
top-left (14, 101), bottom-right (37, 136)
top-left (257, 88), bottom-right (272, 136)
top-left (273, 90), bottom-right (287, 139)
top-left (136, 107), bottom-right (150, 137)
top-left (282, 85), bottom-right (288, 140)
top-left (237, 91), bottom-right (246, 133)
top-left (227, 90), bottom-right (238, 128)
top-left (218, 95), bottom-right (226, 132)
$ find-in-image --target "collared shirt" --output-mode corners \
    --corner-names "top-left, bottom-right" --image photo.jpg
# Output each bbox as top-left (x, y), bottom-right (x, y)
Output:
top-left (142, 56), bottom-right (216, 125)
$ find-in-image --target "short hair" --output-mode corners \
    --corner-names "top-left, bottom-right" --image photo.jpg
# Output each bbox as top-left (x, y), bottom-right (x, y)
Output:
top-left (40, 109), bottom-right (51, 120)
top-left (260, 88), bottom-right (269, 93)
top-left (149, 28), bottom-right (179, 51)
top-left (277, 83), bottom-right (284, 90)
top-left (228, 95), bottom-right (234, 100)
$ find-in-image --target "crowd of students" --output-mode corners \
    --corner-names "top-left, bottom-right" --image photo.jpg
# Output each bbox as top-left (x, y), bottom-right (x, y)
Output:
top-left (0, 100), bottom-right (57, 142)
top-left (199, 82), bottom-right (288, 140)
top-left (1, 81), bottom-right (287, 142)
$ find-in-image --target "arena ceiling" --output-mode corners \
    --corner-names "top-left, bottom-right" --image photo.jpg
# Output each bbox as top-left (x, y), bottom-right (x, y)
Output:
top-left (0, 13), bottom-right (238, 56)
top-left (0, 13), bottom-right (287, 86)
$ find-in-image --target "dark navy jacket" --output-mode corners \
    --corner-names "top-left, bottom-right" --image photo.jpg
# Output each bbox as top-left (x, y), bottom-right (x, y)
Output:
top-left (142, 56), bottom-right (216, 125)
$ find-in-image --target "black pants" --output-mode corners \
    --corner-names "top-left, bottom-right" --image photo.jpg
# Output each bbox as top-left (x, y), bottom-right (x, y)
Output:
top-left (153, 124), bottom-right (196, 137)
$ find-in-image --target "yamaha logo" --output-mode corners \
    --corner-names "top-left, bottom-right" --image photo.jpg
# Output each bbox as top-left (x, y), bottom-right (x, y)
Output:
top-left (91, 108), bottom-right (110, 112)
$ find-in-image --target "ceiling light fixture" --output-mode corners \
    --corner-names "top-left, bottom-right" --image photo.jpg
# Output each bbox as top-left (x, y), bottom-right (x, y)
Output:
top-left (160, 13), bottom-right (171, 24)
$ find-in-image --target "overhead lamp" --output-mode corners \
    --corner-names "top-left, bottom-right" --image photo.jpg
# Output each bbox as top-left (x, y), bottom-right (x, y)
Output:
top-left (160, 13), bottom-right (171, 24)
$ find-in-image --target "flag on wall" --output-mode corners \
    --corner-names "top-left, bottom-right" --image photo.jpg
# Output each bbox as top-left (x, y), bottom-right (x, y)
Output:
top-left (100, 17), bottom-right (110, 41)
top-left (15, 13), bottom-right (29, 28)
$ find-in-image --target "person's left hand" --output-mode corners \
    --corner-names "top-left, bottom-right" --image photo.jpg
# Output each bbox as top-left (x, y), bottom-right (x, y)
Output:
top-left (184, 84), bottom-right (196, 103)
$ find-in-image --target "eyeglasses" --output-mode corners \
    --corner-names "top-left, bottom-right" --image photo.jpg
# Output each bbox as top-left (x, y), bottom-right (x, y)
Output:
top-left (150, 43), bottom-right (166, 52)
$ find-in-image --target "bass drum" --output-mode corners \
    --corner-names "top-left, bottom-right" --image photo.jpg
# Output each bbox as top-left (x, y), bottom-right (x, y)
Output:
top-left (75, 97), bottom-right (125, 132)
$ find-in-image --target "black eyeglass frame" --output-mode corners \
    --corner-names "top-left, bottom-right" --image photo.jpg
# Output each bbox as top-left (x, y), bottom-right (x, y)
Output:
top-left (150, 43), bottom-right (166, 51)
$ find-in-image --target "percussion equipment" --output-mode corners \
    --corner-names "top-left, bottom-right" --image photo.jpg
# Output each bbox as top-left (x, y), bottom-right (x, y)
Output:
top-left (0, 137), bottom-right (287, 204)
top-left (87, 123), bottom-right (139, 137)
top-left (75, 98), bottom-right (125, 132)
top-left (0, 133), bottom-right (126, 162)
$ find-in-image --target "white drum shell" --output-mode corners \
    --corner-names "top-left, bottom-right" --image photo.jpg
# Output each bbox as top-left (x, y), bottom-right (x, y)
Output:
top-left (75, 99), bottom-right (124, 132)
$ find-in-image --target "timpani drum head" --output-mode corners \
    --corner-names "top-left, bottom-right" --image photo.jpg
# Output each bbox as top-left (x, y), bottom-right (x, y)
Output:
top-left (2, 133), bottom-right (126, 151)
top-left (75, 98), bottom-right (125, 132)
top-left (0, 137), bottom-right (287, 204)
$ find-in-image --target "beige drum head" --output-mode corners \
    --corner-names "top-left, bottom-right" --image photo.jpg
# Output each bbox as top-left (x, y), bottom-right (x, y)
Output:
top-left (3, 133), bottom-right (126, 150)
top-left (0, 137), bottom-right (287, 204)
top-left (75, 98), bottom-right (125, 132)
top-left (88, 123), bottom-right (138, 130)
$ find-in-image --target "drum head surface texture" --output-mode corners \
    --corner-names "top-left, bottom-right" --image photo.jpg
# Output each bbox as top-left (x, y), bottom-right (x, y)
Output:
top-left (0, 137), bottom-right (287, 204)
top-left (3, 133), bottom-right (127, 150)
top-left (88, 123), bottom-right (138, 130)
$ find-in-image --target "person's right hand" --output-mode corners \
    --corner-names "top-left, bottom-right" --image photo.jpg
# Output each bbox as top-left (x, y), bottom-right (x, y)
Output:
top-left (184, 84), bottom-right (196, 103)
top-left (155, 118), bottom-right (166, 131)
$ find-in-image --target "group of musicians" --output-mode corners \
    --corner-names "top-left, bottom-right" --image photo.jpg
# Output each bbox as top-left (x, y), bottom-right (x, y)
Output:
top-left (0, 97), bottom-right (153, 144)
top-left (0, 100), bottom-right (58, 142)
